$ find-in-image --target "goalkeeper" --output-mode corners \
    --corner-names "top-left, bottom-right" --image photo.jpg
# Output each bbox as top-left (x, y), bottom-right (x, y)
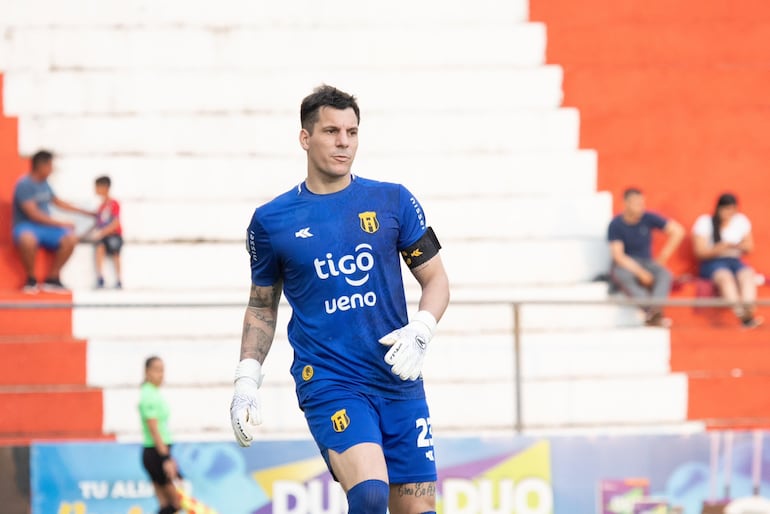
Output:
top-left (230, 85), bottom-right (450, 514)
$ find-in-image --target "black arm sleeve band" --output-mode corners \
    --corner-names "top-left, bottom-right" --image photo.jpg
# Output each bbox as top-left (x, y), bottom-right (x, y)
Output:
top-left (401, 226), bottom-right (442, 269)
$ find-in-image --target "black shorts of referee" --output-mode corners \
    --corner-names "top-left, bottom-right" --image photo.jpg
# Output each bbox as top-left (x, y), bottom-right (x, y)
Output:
top-left (142, 446), bottom-right (182, 485)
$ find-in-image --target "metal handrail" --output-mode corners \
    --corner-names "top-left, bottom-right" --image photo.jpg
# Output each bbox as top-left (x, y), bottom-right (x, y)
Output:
top-left (1, 297), bottom-right (770, 309)
top-left (1, 296), bottom-right (767, 433)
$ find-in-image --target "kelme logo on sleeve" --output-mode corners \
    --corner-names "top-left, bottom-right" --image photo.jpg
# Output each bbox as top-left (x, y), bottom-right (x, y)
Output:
top-left (331, 409), bottom-right (351, 432)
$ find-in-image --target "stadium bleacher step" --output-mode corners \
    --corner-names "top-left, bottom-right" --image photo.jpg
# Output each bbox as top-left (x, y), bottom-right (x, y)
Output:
top-left (0, 336), bottom-right (87, 386)
top-left (0, 288), bottom-right (73, 337)
top-left (0, 385), bottom-right (105, 438)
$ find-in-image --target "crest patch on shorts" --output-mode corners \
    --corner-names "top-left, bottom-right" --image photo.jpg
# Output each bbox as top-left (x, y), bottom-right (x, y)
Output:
top-left (331, 409), bottom-right (351, 432)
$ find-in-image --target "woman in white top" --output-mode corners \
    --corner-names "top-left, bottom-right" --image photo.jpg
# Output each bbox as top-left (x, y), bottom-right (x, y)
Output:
top-left (692, 193), bottom-right (762, 328)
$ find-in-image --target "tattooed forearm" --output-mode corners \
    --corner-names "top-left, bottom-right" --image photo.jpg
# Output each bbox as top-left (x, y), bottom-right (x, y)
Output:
top-left (247, 282), bottom-right (282, 310)
top-left (240, 283), bottom-right (282, 362)
top-left (396, 482), bottom-right (436, 498)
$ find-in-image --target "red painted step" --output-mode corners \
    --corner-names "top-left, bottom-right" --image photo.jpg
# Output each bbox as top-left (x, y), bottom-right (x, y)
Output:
top-left (0, 432), bottom-right (115, 447)
top-left (0, 337), bottom-right (87, 386)
top-left (0, 386), bottom-right (103, 436)
top-left (562, 68), bottom-right (770, 115)
top-left (688, 376), bottom-right (770, 422)
top-left (530, 0), bottom-right (770, 23)
top-left (0, 245), bottom-right (61, 291)
top-left (671, 328), bottom-right (770, 374)
top-left (580, 109), bottom-right (770, 156)
top-left (0, 117), bottom-right (22, 159)
top-left (0, 288), bottom-right (73, 337)
top-left (540, 22), bottom-right (770, 66)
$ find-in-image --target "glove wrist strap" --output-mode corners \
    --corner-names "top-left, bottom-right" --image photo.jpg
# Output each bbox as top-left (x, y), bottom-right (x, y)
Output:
top-left (235, 358), bottom-right (264, 388)
top-left (412, 310), bottom-right (437, 335)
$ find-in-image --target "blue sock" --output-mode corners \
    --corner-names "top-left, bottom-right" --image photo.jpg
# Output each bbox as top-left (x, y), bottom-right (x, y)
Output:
top-left (346, 479), bottom-right (389, 514)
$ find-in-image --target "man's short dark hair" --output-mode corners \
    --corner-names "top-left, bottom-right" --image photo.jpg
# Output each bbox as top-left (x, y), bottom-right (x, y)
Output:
top-left (31, 150), bottom-right (54, 170)
top-left (95, 175), bottom-right (112, 187)
top-left (623, 187), bottom-right (643, 200)
top-left (300, 85), bottom-right (360, 134)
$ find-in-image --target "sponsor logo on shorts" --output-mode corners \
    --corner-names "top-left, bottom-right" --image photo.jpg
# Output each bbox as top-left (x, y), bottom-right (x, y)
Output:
top-left (331, 409), bottom-right (350, 433)
top-left (302, 365), bottom-right (314, 381)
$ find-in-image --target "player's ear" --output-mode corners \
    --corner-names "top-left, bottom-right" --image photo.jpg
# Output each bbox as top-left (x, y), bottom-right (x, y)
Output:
top-left (299, 129), bottom-right (310, 150)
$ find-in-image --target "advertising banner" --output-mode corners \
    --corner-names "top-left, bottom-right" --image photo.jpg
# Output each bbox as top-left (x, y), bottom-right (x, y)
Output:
top-left (30, 432), bottom-right (770, 514)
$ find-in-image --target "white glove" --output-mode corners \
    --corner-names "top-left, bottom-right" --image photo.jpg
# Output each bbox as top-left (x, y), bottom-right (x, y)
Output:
top-left (379, 311), bottom-right (437, 381)
top-left (230, 359), bottom-right (264, 447)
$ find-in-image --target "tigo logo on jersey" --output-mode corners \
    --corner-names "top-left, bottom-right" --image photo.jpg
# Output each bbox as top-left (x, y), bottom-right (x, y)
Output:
top-left (313, 244), bottom-right (374, 287)
top-left (315, 243), bottom-right (379, 314)
top-left (358, 211), bottom-right (379, 233)
top-left (331, 409), bottom-right (350, 432)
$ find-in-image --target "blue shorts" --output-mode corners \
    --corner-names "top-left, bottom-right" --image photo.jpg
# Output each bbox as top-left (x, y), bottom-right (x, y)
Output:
top-left (699, 257), bottom-right (746, 279)
top-left (12, 222), bottom-right (70, 251)
top-left (301, 383), bottom-right (437, 484)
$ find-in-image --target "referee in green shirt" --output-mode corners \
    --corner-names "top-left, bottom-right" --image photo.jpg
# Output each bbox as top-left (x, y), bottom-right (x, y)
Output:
top-left (139, 356), bottom-right (182, 514)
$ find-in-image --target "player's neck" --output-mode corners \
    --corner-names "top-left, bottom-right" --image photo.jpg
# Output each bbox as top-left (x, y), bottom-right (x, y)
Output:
top-left (305, 174), bottom-right (352, 195)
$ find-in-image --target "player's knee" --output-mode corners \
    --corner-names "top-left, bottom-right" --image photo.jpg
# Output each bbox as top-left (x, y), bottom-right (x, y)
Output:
top-left (346, 479), bottom-right (389, 514)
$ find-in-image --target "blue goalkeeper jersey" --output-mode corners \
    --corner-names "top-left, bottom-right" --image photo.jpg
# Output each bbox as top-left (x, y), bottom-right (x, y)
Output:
top-left (247, 175), bottom-right (429, 401)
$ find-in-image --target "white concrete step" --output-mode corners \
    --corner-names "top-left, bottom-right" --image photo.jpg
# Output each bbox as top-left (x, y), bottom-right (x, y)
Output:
top-left (520, 374), bottom-right (689, 428)
top-left (47, 151), bottom-right (598, 201)
top-left (87, 337), bottom-right (247, 388)
top-left (4, 67), bottom-right (564, 115)
top-left (58, 193), bottom-right (611, 242)
top-left (19, 109), bottom-right (579, 156)
top-left (2, 25), bottom-right (546, 72)
top-left (102, 384), bottom-right (310, 439)
top-left (0, 0), bottom-right (529, 28)
top-left (432, 374), bottom-right (689, 430)
top-left (87, 327), bottom-right (670, 389)
top-left (60, 238), bottom-right (610, 296)
top-left (70, 284), bottom-right (641, 341)
top-left (102, 373), bottom-right (688, 438)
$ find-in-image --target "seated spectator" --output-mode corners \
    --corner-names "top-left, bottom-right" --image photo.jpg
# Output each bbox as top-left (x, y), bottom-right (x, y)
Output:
top-left (11, 150), bottom-right (94, 293)
top-left (692, 192), bottom-right (762, 328)
top-left (608, 188), bottom-right (685, 326)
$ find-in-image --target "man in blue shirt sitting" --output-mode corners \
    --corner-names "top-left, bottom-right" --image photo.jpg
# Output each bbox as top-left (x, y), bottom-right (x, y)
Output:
top-left (12, 150), bottom-right (94, 293)
top-left (608, 188), bottom-right (685, 326)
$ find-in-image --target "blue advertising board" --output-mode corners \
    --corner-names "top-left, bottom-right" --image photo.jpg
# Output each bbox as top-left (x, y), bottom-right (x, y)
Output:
top-left (30, 432), bottom-right (770, 514)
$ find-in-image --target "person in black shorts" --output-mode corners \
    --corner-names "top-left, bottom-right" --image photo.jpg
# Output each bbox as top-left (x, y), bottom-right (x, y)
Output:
top-left (93, 175), bottom-right (124, 289)
top-left (139, 356), bottom-right (182, 514)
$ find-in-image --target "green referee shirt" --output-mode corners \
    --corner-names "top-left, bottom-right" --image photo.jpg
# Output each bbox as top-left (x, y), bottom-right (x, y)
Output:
top-left (138, 381), bottom-right (172, 447)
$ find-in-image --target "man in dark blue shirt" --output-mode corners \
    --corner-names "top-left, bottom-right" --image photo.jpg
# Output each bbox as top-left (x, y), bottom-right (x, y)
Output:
top-left (608, 188), bottom-right (685, 326)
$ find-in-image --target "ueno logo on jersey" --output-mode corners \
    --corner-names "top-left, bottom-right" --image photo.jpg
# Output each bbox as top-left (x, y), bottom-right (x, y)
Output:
top-left (314, 243), bottom-right (377, 314)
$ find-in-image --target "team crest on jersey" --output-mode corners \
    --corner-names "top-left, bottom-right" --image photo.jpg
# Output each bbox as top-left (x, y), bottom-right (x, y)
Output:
top-left (302, 365), bottom-right (314, 381)
top-left (331, 409), bottom-right (351, 432)
top-left (358, 211), bottom-right (379, 234)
